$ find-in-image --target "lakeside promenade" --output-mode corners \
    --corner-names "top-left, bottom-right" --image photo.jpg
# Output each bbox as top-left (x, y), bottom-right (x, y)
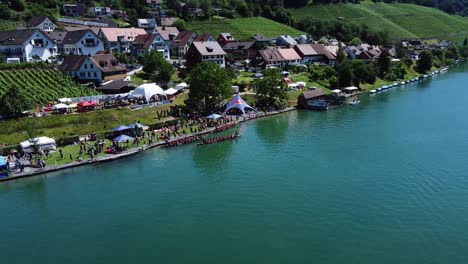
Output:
top-left (0, 107), bottom-right (295, 183)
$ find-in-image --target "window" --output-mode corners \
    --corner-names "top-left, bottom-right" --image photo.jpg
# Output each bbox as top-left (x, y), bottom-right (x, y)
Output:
top-left (87, 72), bottom-right (90, 77)
top-left (93, 72), bottom-right (97, 77)
top-left (84, 64), bottom-right (88, 69)
top-left (90, 64), bottom-right (94, 69)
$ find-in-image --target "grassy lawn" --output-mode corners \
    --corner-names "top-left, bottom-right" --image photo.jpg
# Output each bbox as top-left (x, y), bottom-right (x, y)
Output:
top-left (288, 2), bottom-right (468, 41)
top-left (187, 17), bottom-right (305, 41)
top-left (0, 93), bottom-right (189, 146)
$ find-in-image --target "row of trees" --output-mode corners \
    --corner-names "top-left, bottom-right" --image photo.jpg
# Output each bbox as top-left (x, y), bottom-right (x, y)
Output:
top-left (184, 62), bottom-right (287, 114)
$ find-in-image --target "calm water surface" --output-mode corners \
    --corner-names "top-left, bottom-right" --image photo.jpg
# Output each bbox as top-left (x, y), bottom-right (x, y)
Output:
top-left (1, 64), bottom-right (468, 263)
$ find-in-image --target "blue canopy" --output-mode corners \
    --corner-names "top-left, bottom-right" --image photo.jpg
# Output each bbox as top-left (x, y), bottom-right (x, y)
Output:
top-left (127, 123), bottom-right (146, 129)
top-left (113, 134), bottom-right (134, 143)
top-left (224, 94), bottom-right (256, 115)
top-left (206, 114), bottom-right (222, 119)
top-left (0, 158), bottom-right (6, 167)
top-left (113, 125), bottom-right (132, 132)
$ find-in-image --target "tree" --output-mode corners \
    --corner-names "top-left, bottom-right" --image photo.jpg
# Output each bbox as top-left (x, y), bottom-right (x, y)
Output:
top-left (0, 4), bottom-right (11, 20)
top-left (464, 38), bottom-right (468, 47)
top-left (113, 52), bottom-right (128, 64)
top-left (377, 49), bottom-right (391, 77)
top-left (9, 0), bottom-right (25, 12)
top-left (185, 62), bottom-right (232, 113)
top-left (0, 86), bottom-right (30, 119)
top-left (336, 42), bottom-right (347, 63)
top-left (348, 37), bottom-right (362, 46)
top-left (140, 51), bottom-right (174, 84)
top-left (254, 68), bottom-right (288, 109)
top-left (236, 1), bottom-right (251, 17)
top-left (335, 61), bottom-right (354, 87)
top-left (172, 19), bottom-right (187, 31)
top-left (417, 50), bottom-right (433, 73)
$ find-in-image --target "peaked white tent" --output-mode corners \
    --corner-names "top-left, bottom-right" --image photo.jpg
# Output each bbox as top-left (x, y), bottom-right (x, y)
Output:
top-left (20, 137), bottom-right (56, 153)
top-left (131, 83), bottom-right (167, 102)
top-left (53, 103), bottom-right (70, 110)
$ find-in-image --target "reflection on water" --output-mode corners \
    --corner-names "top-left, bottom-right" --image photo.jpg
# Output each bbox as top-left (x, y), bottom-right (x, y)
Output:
top-left (254, 114), bottom-right (290, 145)
top-left (0, 176), bottom-right (48, 207)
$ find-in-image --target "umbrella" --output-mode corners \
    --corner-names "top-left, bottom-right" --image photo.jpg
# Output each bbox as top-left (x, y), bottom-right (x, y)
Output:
top-left (113, 125), bottom-right (132, 132)
top-left (113, 134), bottom-right (134, 143)
top-left (206, 113), bottom-right (222, 119)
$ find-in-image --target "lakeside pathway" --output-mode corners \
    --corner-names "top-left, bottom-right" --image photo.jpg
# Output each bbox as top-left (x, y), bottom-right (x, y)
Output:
top-left (0, 107), bottom-right (295, 183)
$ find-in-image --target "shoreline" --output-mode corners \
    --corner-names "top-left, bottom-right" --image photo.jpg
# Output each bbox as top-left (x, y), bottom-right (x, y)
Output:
top-left (0, 107), bottom-right (295, 183)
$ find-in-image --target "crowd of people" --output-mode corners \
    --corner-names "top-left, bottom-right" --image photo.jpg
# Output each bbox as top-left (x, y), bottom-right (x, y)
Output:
top-left (200, 131), bottom-right (239, 145)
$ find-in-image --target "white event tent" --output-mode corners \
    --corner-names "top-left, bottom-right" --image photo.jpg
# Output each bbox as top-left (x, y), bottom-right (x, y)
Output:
top-left (164, 88), bottom-right (178, 95)
top-left (131, 83), bottom-right (167, 102)
top-left (20, 137), bottom-right (56, 153)
top-left (175, 82), bottom-right (188, 91)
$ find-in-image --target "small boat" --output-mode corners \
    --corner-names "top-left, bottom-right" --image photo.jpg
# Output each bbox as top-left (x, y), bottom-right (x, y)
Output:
top-left (369, 89), bottom-right (377, 94)
top-left (348, 100), bottom-right (360, 105)
top-left (392, 82), bottom-right (398, 87)
top-left (376, 87), bottom-right (382, 92)
top-left (441, 67), bottom-right (449, 72)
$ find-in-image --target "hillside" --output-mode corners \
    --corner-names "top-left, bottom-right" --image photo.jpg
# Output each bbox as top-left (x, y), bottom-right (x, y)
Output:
top-left (0, 68), bottom-right (98, 107)
top-left (288, 2), bottom-right (468, 41)
top-left (186, 17), bottom-right (305, 40)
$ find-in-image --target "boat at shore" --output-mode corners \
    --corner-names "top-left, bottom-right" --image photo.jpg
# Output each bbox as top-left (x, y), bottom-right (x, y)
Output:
top-left (369, 89), bottom-right (377, 94)
top-left (198, 134), bottom-right (240, 145)
top-left (307, 99), bottom-right (328, 111)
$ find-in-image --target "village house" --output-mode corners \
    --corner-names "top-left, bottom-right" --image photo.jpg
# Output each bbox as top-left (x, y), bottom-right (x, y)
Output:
top-left (252, 34), bottom-right (274, 49)
top-left (89, 7), bottom-right (113, 18)
top-left (185, 41), bottom-right (226, 70)
top-left (146, 0), bottom-right (163, 9)
top-left (276, 35), bottom-right (297, 47)
top-left (59, 53), bottom-right (127, 84)
top-left (47, 29), bottom-right (103, 56)
top-left (222, 41), bottom-right (256, 62)
top-left (256, 47), bottom-right (302, 69)
top-left (132, 32), bottom-right (170, 60)
top-left (194, 34), bottom-right (216, 42)
top-left (155, 26), bottom-right (180, 54)
top-left (0, 29), bottom-right (56, 62)
top-left (295, 35), bottom-right (309, 45)
top-left (297, 90), bottom-right (328, 110)
top-left (26, 17), bottom-right (56, 32)
top-left (171, 31), bottom-right (197, 57)
top-left (217, 33), bottom-right (235, 47)
top-left (294, 44), bottom-right (337, 65)
top-left (99, 28), bottom-right (147, 54)
top-left (62, 4), bottom-right (85, 17)
top-left (345, 44), bottom-right (382, 61)
top-left (137, 19), bottom-right (157, 33)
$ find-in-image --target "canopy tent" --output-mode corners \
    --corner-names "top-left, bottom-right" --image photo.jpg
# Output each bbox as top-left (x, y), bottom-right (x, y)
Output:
top-left (296, 81), bottom-right (307, 87)
top-left (113, 125), bottom-right (132, 132)
top-left (331, 89), bottom-right (342, 94)
top-left (280, 71), bottom-right (289, 75)
top-left (20, 136), bottom-right (56, 153)
top-left (58, 98), bottom-right (72, 103)
top-left (344, 86), bottom-right (358, 92)
top-left (224, 94), bottom-right (257, 115)
top-left (77, 101), bottom-right (96, 107)
top-left (254, 73), bottom-right (263, 78)
top-left (127, 123), bottom-right (148, 130)
top-left (164, 88), bottom-right (178, 95)
top-left (53, 103), bottom-right (70, 110)
top-left (131, 83), bottom-right (167, 103)
top-left (175, 82), bottom-right (188, 91)
top-left (113, 134), bottom-right (134, 143)
top-left (206, 113), bottom-right (222, 119)
top-left (0, 157), bottom-right (7, 178)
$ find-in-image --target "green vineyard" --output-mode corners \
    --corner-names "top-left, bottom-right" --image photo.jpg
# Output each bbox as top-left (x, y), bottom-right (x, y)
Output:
top-left (0, 69), bottom-right (99, 108)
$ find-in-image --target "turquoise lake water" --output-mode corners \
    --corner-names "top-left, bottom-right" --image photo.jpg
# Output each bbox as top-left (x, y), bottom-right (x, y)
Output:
top-left (1, 64), bottom-right (468, 263)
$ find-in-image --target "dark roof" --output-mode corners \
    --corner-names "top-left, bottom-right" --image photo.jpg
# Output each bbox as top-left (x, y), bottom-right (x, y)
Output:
top-left (45, 31), bottom-right (67, 44)
top-left (311, 44), bottom-right (335, 60)
top-left (252, 34), bottom-right (272, 42)
top-left (133, 34), bottom-right (157, 49)
top-left (27, 16), bottom-right (51, 27)
top-left (223, 41), bottom-right (255, 50)
top-left (194, 34), bottom-right (213, 42)
top-left (90, 54), bottom-right (126, 73)
top-left (258, 48), bottom-right (283, 62)
top-left (96, 80), bottom-right (133, 91)
top-left (58, 55), bottom-right (88, 71)
top-left (173, 31), bottom-right (195, 47)
top-left (301, 90), bottom-right (326, 99)
top-left (0, 29), bottom-right (40, 45)
top-left (62, 29), bottom-right (92, 44)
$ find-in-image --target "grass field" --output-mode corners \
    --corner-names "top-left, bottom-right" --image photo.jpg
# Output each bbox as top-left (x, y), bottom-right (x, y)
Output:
top-left (187, 17), bottom-right (305, 40)
top-left (288, 2), bottom-right (468, 41)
